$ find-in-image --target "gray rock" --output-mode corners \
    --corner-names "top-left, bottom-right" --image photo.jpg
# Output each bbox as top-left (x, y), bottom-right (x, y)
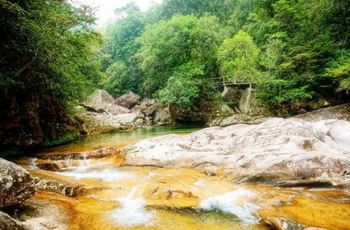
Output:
top-left (0, 158), bottom-right (35, 208)
top-left (79, 112), bottom-right (136, 134)
top-left (295, 104), bottom-right (350, 121)
top-left (209, 114), bottom-right (268, 127)
top-left (136, 98), bottom-right (174, 126)
top-left (154, 106), bottom-right (173, 125)
top-left (115, 92), bottom-right (140, 109)
top-left (83, 89), bottom-right (130, 115)
top-left (34, 178), bottom-right (85, 197)
top-left (123, 118), bottom-right (350, 186)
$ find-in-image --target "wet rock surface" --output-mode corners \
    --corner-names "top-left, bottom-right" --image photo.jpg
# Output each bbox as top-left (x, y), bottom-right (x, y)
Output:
top-left (0, 158), bottom-right (68, 230)
top-left (3, 197), bottom-right (69, 230)
top-left (0, 158), bottom-right (35, 208)
top-left (12, 123), bottom-right (350, 230)
top-left (34, 177), bottom-right (85, 197)
top-left (123, 118), bottom-right (350, 186)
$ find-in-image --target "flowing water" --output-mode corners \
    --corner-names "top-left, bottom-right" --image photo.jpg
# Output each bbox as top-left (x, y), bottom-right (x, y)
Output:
top-left (20, 126), bottom-right (350, 230)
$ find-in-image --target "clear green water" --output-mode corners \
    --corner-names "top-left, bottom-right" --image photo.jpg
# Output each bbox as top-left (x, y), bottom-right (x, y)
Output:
top-left (80, 125), bottom-right (202, 145)
top-left (42, 125), bottom-right (203, 152)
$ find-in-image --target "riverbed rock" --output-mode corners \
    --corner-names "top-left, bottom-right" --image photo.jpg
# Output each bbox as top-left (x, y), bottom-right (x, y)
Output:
top-left (115, 92), bottom-right (140, 109)
top-left (78, 90), bottom-right (140, 134)
top-left (83, 89), bottom-right (130, 115)
top-left (0, 211), bottom-right (27, 230)
top-left (135, 98), bottom-right (174, 126)
top-left (34, 177), bottom-right (85, 197)
top-left (34, 147), bottom-right (122, 162)
top-left (0, 158), bottom-right (35, 208)
top-left (295, 104), bottom-right (350, 121)
top-left (79, 112), bottom-right (136, 134)
top-left (123, 118), bottom-right (350, 186)
top-left (8, 197), bottom-right (69, 230)
top-left (209, 114), bottom-right (268, 127)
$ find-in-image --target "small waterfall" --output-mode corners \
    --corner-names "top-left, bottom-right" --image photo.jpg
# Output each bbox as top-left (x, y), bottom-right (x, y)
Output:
top-left (200, 188), bottom-right (260, 224)
top-left (239, 84), bottom-right (252, 114)
top-left (111, 172), bottom-right (157, 227)
top-left (56, 155), bottom-right (132, 181)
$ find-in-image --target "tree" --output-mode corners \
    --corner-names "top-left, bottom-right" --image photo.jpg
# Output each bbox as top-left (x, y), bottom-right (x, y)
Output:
top-left (0, 0), bottom-right (102, 106)
top-left (103, 3), bottom-right (145, 96)
top-left (0, 0), bottom-right (103, 147)
top-left (325, 50), bottom-right (350, 92)
top-left (217, 31), bottom-right (260, 85)
top-left (160, 0), bottom-right (236, 22)
top-left (159, 62), bottom-right (203, 108)
top-left (101, 0), bottom-right (350, 113)
top-left (138, 15), bottom-right (225, 104)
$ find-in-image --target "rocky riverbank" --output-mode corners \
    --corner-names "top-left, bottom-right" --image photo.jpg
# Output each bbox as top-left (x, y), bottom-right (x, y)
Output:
top-left (78, 90), bottom-right (175, 134)
top-left (1, 104), bottom-right (350, 229)
top-left (123, 117), bottom-right (350, 187)
top-left (0, 158), bottom-right (68, 230)
top-left (78, 89), bottom-right (234, 135)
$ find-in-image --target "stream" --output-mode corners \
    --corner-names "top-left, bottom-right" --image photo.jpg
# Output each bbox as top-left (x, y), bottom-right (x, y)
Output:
top-left (19, 126), bottom-right (350, 230)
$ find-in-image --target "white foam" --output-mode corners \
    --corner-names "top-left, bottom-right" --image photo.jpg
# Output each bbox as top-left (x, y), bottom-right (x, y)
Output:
top-left (200, 189), bottom-right (260, 224)
top-left (57, 167), bottom-right (133, 181)
top-left (193, 179), bottom-right (206, 186)
top-left (28, 158), bottom-right (38, 169)
top-left (111, 197), bottom-right (156, 227)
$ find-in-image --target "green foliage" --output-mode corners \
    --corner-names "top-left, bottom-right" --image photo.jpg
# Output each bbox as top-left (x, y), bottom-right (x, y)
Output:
top-left (217, 31), bottom-right (261, 84)
top-left (42, 131), bottom-right (81, 148)
top-left (103, 61), bottom-right (128, 96)
top-left (102, 0), bottom-right (350, 110)
top-left (257, 79), bottom-right (312, 105)
top-left (160, 0), bottom-right (236, 22)
top-left (0, 0), bottom-right (103, 107)
top-left (103, 3), bottom-right (145, 96)
top-left (138, 15), bottom-right (225, 100)
top-left (159, 62), bottom-right (203, 108)
top-left (325, 50), bottom-right (350, 91)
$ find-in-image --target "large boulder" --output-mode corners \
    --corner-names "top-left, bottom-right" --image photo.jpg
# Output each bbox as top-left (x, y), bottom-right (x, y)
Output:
top-left (123, 118), bottom-right (350, 185)
top-left (79, 112), bottom-right (137, 135)
top-left (79, 90), bottom-right (136, 134)
top-left (134, 98), bottom-right (174, 126)
top-left (0, 158), bottom-right (35, 207)
top-left (115, 92), bottom-right (140, 109)
top-left (84, 90), bottom-right (130, 115)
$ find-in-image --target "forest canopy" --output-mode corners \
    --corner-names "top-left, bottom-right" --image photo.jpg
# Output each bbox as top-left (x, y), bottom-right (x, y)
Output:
top-left (0, 0), bottom-right (103, 147)
top-left (0, 0), bottom-right (102, 107)
top-left (103, 0), bottom-right (350, 110)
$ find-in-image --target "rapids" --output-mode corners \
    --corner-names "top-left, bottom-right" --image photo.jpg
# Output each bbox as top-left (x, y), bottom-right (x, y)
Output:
top-left (19, 126), bottom-right (350, 230)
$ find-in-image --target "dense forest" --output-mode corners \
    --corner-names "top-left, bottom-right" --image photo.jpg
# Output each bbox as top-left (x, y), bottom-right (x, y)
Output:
top-left (0, 0), bottom-right (102, 148)
top-left (102, 0), bottom-right (350, 110)
top-left (0, 0), bottom-right (350, 148)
